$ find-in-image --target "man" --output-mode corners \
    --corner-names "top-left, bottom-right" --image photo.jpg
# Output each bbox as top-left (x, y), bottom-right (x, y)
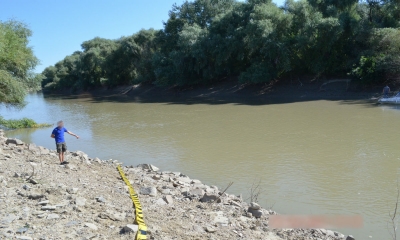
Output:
top-left (383, 85), bottom-right (390, 98)
top-left (51, 121), bottom-right (79, 164)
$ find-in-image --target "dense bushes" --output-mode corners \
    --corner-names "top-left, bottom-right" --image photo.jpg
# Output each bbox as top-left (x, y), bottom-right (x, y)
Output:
top-left (0, 116), bottom-right (51, 129)
top-left (42, 0), bottom-right (400, 92)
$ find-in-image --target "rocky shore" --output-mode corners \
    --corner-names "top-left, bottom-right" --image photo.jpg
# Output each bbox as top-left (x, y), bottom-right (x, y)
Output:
top-left (0, 129), bottom-right (355, 240)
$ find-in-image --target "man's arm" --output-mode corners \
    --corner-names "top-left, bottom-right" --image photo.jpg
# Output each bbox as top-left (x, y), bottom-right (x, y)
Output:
top-left (50, 134), bottom-right (55, 138)
top-left (67, 131), bottom-right (79, 139)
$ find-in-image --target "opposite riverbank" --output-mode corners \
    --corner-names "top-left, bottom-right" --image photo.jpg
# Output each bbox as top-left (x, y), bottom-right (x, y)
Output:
top-left (43, 79), bottom-right (386, 106)
top-left (0, 129), bottom-right (355, 240)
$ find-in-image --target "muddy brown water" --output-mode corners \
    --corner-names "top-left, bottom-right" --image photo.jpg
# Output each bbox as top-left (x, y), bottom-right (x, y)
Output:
top-left (2, 93), bottom-right (400, 239)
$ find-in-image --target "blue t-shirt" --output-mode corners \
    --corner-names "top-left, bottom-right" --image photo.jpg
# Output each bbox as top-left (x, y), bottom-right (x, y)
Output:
top-left (52, 127), bottom-right (68, 143)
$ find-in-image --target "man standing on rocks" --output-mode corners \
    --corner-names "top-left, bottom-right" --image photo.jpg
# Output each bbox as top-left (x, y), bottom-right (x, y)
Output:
top-left (50, 120), bottom-right (79, 164)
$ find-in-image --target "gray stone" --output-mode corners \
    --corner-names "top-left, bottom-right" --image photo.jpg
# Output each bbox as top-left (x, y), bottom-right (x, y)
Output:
top-left (6, 138), bottom-right (23, 145)
top-left (66, 221), bottom-right (79, 226)
top-left (249, 202), bottom-right (261, 210)
top-left (206, 226), bottom-right (217, 233)
top-left (16, 236), bottom-right (32, 240)
top-left (47, 214), bottom-right (60, 220)
top-left (38, 146), bottom-right (49, 155)
top-left (140, 187), bottom-right (157, 197)
top-left (191, 179), bottom-right (202, 184)
top-left (16, 227), bottom-right (28, 233)
top-left (177, 177), bottom-right (191, 183)
top-left (96, 196), bottom-right (106, 203)
top-left (346, 236), bottom-right (355, 240)
top-left (41, 206), bottom-right (56, 210)
top-left (212, 211), bottom-right (229, 226)
top-left (189, 189), bottom-right (205, 197)
top-left (112, 212), bottom-right (126, 221)
top-left (75, 197), bottom-right (86, 206)
top-left (248, 208), bottom-right (262, 218)
top-left (27, 189), bottom-right (44, 199)
top-left (156, 198), bottom-right (166, 205)
top-left (84, 222), bottom-right (98, 230)
top-left (200, 193), bottom-right (220, 203)
top-left (160, 188), bottom-right (171, 195)
top-left (192, 225), bottom-right (204, 233)
top-left (66, 188), bottom-right (79, 194)
top-left (137, 164), bottom-right (159, 172)
top-left (38, 200), bottom-right (49, 205)
top-left (152, 175), bottom-right (161, 180)
top-left (28, 143), bottom-right (37, 151)
top-left (162, 196), bottom-right (172, 204)
top-left (123, 224), bottom-right (138, 233)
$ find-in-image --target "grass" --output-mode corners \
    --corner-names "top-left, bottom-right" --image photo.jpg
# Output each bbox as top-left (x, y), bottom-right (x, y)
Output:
top-left (0, 116), bottom-right (52, 129)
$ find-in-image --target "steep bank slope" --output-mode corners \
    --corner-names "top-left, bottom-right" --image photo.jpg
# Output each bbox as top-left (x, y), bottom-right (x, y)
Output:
top-left (0, 130), bottom-right (353, 240)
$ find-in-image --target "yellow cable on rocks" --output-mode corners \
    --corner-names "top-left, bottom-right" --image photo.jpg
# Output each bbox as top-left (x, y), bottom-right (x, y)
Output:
top-left (117, 165), bottom-right (147, 240)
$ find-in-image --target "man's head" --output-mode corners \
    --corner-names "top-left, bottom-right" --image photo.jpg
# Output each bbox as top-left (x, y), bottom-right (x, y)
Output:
top-left (57, 121), bottom-right (64, 128)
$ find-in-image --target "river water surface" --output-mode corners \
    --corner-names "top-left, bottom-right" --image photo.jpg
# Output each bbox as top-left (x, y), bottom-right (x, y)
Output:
top-left (2, 93), bottom-right (400, 239)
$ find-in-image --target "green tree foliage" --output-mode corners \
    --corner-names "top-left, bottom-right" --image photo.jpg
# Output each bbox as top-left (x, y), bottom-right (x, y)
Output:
top-left (0, 20), bottom-right (39, 106)
top-left (42, 0), bottom-right (400, 91)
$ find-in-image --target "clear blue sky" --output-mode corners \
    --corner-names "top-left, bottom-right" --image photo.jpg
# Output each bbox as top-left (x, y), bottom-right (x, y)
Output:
top-left (1, 0), bottom-right (285, 73)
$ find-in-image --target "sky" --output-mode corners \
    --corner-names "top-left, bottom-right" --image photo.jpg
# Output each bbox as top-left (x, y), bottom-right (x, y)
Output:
top-left (1, 0), bottom-right (285, 73)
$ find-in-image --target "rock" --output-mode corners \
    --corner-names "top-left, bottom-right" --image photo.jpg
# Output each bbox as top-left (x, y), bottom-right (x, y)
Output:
top-left (66, 188), bottom-right (79, 194)
top-left (66, 221), bottom-right (79, 226)
top-left (47, 213), bottom-right (60, 220)
top-left (16, 236), bottom-right (32, 240)
top-left (28, 179), bottom-right (38, 184)
top-left (325, 230), bottom-right (335, 237)
top-left (38, 146), bottom-right (49, 155)
top-left (6, 138), bottom-right (24, 145)
top-left (212, 211), bottom-right (229, 226)
top-left (28, 143), bottom-right (37, 151)
top-left (192, 225), bottom-right (203, 233)
top-left (152, 175), bottom-right (161, 180)
top-left (84, 222), bottom-right (98, 231)
top-left (140, 187), bottom-right (157, 197)
top-left (27, 189), bottom-right (44, 200)
top-left (200, 193), bottom-right (220, 203)
top-left (94, 157), bottom-right (101, 163)
top-left (191, 179), bottom-right (202, 184)
top-left (137, 164), bottom-right (159, 172)
top-left (160, 188), bottom-right (171, 195)
top-left (96, 196), bottom-right (106, 203)
top-left (206, 226), bottom-right (217, 233)
top-left (123, 224), bottom-right (139, 233)
top-left (249, 209), bottom-right (262, 218)
top-left (346, 236), bottom-right (355, 240)
top-left (14, 172), bottom-right (20, 178)
top-left (189, 189), bottom-right (205, 197)
top-left (164, 195), bottom-right (174, 204)
top-left (156, 198), bottom-right (166, 205)
top-left (1, 214), bottom-right (17, 225)
top-left (38, 200), bottom-right (49, 205)
top-left (177, 177), bottom-right (191, 183)
top-left (16, 227), bottom-right (28, 233)
top-left (112, 212), bottom-right (126, 221)
top-left (249, 202), bottom-right (261, 210)
top-left (41, 206), bottom-right (56, 210)
top-left (75, 197), bottom-right (86, 206)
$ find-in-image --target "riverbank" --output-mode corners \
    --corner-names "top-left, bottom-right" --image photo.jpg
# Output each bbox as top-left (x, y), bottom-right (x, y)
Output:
top-left (43, 79), bottom-right (386, 105)
top-left (0, 130), bottom-right (355, 240)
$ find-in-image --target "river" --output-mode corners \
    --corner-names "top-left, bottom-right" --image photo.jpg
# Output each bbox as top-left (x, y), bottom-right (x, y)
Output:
top-left (2, 92), bottom-right (400, 239)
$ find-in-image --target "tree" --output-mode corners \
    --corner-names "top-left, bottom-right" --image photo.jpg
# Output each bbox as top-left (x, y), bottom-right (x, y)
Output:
top-left (0, 20), bottom-right (39, 106)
